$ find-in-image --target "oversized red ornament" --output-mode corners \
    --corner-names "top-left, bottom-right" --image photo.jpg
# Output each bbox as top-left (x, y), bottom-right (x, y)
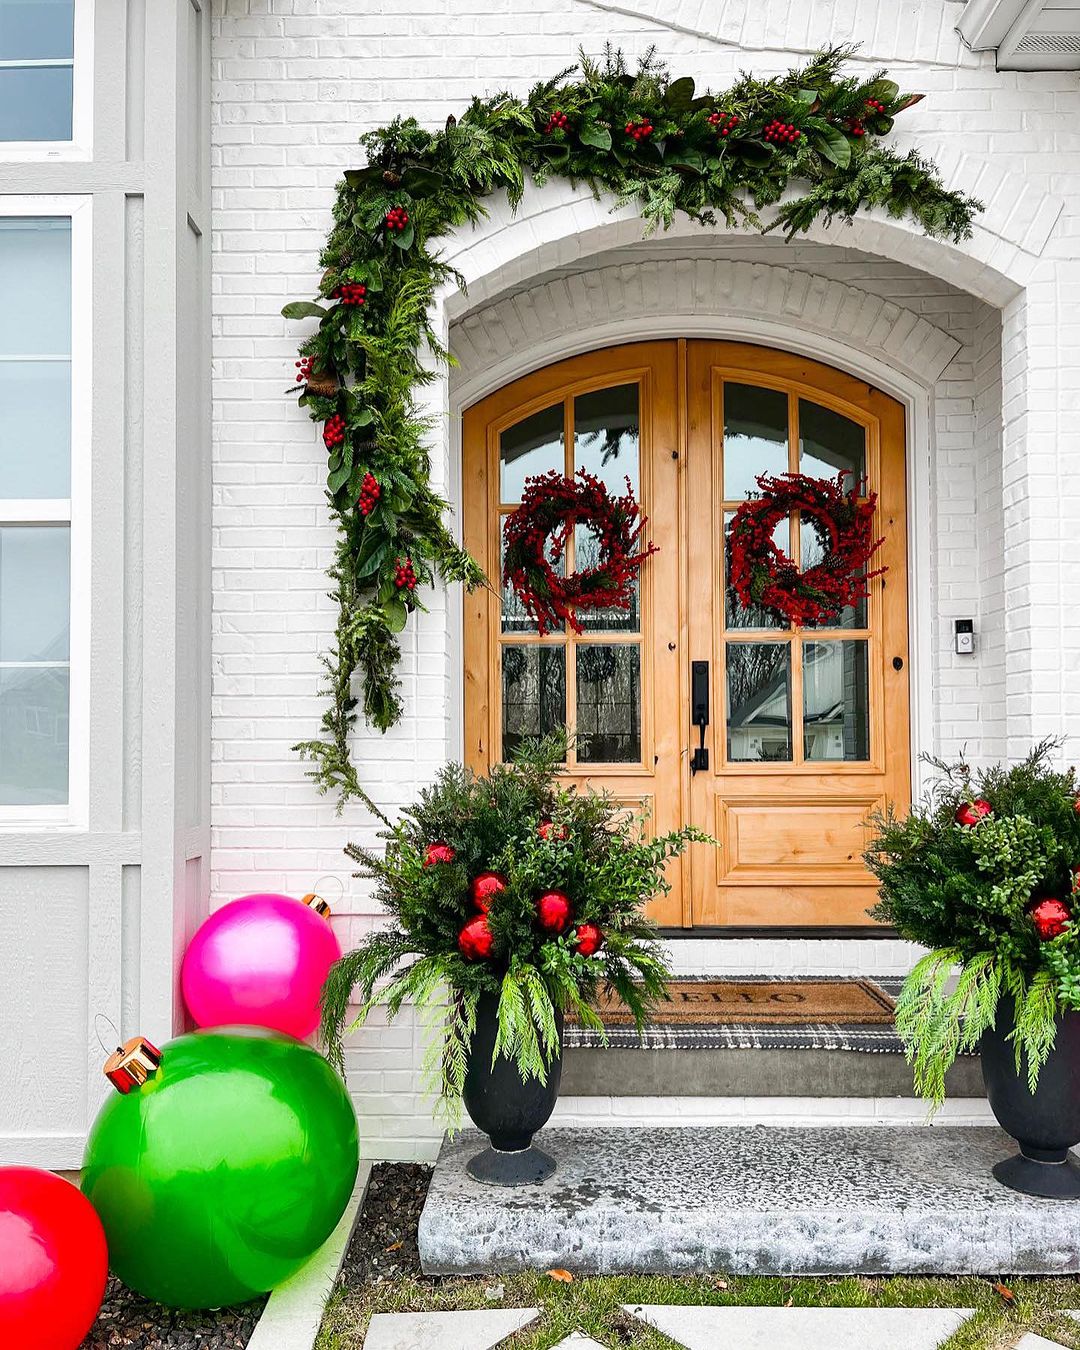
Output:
top-left (536, 889), bottom-right (573, 933)
top-left (470, 871), bottom-right (507, 912)
top-left (0, 1166), bottom-right (108, 1350)
top-left (955, 798), bottom-right (992, 827)
top-left (538, 819), bottom-right (568, 842)
top-left (1031, 897), bottom-right (1071, 941)
top-left (1074, 796), bottom-right (1080, 815)
top-left (458, 913), bottom-right (494, 960)
top-left (574, 922), bottom-right (604, 957)
top-left (423, 840), bottom-right (455, 867)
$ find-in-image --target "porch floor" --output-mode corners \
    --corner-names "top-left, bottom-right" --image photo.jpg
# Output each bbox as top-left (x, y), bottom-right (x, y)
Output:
top-left (418, 1125), bottom-right (1080, 1277)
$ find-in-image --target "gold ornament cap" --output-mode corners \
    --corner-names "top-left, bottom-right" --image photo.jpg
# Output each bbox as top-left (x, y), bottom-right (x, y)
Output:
top-left (303, 892), bottom-right (333, 920)
top-left (104, 1035), bottom-right (163, 1095)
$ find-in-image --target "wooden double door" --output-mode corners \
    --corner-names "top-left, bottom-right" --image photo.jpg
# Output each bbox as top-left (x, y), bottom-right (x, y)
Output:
top-left (462, 340), bottom-right (909, 928)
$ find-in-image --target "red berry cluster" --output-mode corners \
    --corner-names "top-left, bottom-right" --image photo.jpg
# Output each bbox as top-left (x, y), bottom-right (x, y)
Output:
top-left (763, 120), bottom-right (801, 145)
top-left (865, 97), bottom-right (887, 116)
top-left (394, 557), bottom-right (417, 591)
top-left (727, 471), bottom-right (886, 627)
top-left (332, 282), bottom-right (367, 306)
top-left (708, 111), bottom-right (739, 138)
top-left (358, 471), bottom-right (381, 516)
top-left (544, 110), bottom-right (569, 134)
top-left (624, 118), bottom-right (653, 142)
top-left (384, 206), bottom-right (409, 232)
top-left (294, 355), bottom-right (315, 384)
top-left (323, 414), bottom-right (346, 449)
top-left (846, 119), bottom-right (867, 138)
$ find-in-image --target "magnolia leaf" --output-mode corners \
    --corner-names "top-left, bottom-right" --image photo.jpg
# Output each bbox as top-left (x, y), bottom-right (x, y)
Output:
top-left (384, 596), bottom-right (409, 633)
top-left (540, 141), bottom-right (571, 167)
top-left (665, 147), bottom-right (704, 173)
top-left (579, 121), bottom-right (612, 152)
top-left (664, 75), bottom-right (696, 112)
top-left (866, 78), bottom-right (901, 106)
top-left (343, 167), bottom-right (383, 190)
top-left (813, 124), bottom-right (851, 169)
top-left (281, 301), bottom-right (328, 320)
top-left (392, 221), bottom-right (416, 250)
top-left (327, 464), bottom-right (351, 494)
top-left (734, 139), bottom-right (775, 167)
top-left (355, 406), bottom-right (375, 427)
top-left (795, 88), bottom-right (819, 104)
top-left (401, 166), bottom-right (446, 196)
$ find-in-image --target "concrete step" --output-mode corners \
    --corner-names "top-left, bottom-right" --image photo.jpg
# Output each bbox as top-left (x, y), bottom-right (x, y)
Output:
top-left (419, 1124), bottom-right (1080, 1276)
top-left (561, 1043), bottom-right (984, 1098)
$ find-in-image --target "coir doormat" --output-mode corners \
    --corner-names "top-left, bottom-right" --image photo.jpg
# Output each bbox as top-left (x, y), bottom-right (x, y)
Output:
top-left (584, 977), bottom-right (895, 1027)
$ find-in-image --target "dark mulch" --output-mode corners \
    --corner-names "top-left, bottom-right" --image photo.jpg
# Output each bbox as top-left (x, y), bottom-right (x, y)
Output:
top-left (338, 1161), bottom-right (432, 1286)
top-left (79, 1278), bottom-right (266, 1349)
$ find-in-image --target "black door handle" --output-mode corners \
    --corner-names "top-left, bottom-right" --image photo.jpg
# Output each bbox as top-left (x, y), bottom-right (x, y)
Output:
top-left (691, 660), bottom-right (709, 773)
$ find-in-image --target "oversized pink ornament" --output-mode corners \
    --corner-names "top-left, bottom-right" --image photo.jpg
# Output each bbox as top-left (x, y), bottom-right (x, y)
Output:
top-left (181, 893), bottom-right (342, 1039)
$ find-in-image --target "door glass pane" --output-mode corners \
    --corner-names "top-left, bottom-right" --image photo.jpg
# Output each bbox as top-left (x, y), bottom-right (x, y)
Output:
top-left (0, 361), bottom-right (71, 497)
top-left (800, 517), bottom-right (866, 630)
top-left (574, 383), bottom-right (639, 496)
top-left (0, 666), bottom-right (68, 804)
top-left (799, 399), bottom-right (866, 485)
top-left (500, 404), bottom-right (563, 504)
top-left (0, 526), bottom-right (69, 662)
top-left (576, 644), bottom-right (640, 764)
top-left (725, 510), bottom-right (788, 631)
top-left (0, 219), bottom-right (71, 356)
top-left (0, 0), bottom-right (74, 59)
top-left (804, 640), bottom-right (870, 762)
top-left (723, 382), bottom-right (788, 501)
top-left (0, 65), bottom-right (72, 142)
top-left (501, 527), bottom-right (564, 634)
top-left (501, 644), bottom-right (565, 759)
top-left (726, 642), bottom-right (791, 762)
top-left (575, 522), bottom-right (639, 633)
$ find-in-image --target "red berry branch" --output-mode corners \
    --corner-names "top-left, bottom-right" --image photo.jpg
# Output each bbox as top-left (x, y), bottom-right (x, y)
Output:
top-left (727, 471), bottom-right (886, 627)
top-left (503, 470), bottom-right (657, 636)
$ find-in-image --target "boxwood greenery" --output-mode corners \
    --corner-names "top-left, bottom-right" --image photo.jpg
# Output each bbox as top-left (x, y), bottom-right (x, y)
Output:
top-left (283, 44), bottom-right (982, 810)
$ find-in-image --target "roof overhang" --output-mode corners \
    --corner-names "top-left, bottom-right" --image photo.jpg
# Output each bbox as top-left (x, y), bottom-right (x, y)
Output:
top-left (957, 0), bottom-right (1080, 69)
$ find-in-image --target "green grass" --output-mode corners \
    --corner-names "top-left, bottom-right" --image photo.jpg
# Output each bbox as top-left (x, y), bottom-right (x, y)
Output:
top-left (316, 1270), bottom-right (1080, 1349)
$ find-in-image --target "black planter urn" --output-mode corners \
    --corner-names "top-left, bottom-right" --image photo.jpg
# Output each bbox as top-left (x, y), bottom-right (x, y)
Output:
top-left (980, 997), bottom-right (1080, 1198)
top-left (461, 989), bottom-right (563, 1186)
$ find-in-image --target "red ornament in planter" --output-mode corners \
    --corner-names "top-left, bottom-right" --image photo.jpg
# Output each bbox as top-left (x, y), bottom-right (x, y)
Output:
top-left (423, 841), bottom-right (455, 867)
top-left (536, 890), bottom-right (572, 934)
top-left (458, 913), bottom-right (494, 961)
top-left (955, 798), bottom-right (992, 827)
top-left (470, 871), bottom-right (507, 912)
top-left (574, 923), bottom-right (604, 957)
top-left (538, 820), bottom-right (568, 842)
top-left (1031, 898), bottom-right (1071, 940)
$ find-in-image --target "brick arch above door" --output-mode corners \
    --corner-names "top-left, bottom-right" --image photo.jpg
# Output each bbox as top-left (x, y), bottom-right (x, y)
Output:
top-left (450, 258), bottom-right (962, 409)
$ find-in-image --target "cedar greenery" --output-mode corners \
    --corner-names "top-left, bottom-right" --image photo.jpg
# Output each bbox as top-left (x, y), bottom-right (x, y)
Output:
top-left (284, 44), bottom-right (982, 808)
top-left (320, 735), bottom-right (707, 1124)
top-left (866, 741), bottom-right (1080, 1108)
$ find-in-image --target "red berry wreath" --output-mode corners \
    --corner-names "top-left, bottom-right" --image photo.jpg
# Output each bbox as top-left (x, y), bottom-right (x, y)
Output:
top-left (727, 471), bottom-right (886, 626)
top-left (503, 470), bottom-right (657, 635)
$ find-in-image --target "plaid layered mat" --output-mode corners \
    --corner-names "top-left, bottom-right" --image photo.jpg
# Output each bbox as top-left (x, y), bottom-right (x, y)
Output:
top-left (563, 976), bottom-right (907, 1054)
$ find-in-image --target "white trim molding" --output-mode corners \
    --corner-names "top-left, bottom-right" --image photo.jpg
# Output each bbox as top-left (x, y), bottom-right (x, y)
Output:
top-left (0, 0), bottom-right (95, 163)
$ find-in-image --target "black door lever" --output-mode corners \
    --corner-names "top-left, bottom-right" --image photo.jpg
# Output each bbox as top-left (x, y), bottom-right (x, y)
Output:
top-left (691, 660), bottom-right (709, 774)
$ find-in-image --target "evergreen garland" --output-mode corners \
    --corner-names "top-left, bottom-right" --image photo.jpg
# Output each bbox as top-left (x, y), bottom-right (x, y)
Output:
top-left (284, 44), bottom-right (982, 809)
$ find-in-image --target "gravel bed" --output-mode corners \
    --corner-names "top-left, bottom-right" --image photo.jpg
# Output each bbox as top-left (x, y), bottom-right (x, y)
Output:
top-left (79, 1278), bottom-right (266, 1349)
top-left (338, 1161), bottom-right (432, 1286)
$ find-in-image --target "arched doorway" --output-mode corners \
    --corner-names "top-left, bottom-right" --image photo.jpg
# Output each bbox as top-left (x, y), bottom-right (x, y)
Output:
top-left (462, 340), bottom-right (909, 929)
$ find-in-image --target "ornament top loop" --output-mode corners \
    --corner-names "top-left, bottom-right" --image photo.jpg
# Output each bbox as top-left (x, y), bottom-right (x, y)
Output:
top-left (103, 1035), bottom-right (163, 1095)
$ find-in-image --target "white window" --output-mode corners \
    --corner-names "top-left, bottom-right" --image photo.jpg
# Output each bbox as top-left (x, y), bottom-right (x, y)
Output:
top-left (0, 0), bottom-right (92, 157)
top-left (0, 200), bottom-right (90, 826)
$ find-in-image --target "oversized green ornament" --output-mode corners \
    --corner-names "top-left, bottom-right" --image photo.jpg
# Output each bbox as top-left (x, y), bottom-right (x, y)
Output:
top-left (82, 1027), bottom-right (359, 1309)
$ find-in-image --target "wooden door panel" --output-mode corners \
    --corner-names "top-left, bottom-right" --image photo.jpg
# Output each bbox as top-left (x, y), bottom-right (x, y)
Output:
top-left (686, 341), bottom-right (909, 928)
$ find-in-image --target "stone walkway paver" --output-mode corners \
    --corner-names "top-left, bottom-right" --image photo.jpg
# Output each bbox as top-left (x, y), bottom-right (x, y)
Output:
top-left (360, 1305), bottom-right (1080, 1349)
top-left (625, 1304), bottom-right (973, 1349)
top-left (362, 1308), bottom-right (537, 1350)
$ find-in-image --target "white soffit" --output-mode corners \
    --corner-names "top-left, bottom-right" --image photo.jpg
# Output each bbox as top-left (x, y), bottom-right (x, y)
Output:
top-left (958, 0), bottom-right (1080, 68)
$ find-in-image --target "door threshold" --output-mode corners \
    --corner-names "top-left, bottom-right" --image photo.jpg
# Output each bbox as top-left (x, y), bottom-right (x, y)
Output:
top-left (657, 926), bottom-right (899, 939)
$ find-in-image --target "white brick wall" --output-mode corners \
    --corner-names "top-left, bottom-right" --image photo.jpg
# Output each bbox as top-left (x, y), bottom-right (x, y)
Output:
top-left (210, 0), bottom-right (1080, 1160)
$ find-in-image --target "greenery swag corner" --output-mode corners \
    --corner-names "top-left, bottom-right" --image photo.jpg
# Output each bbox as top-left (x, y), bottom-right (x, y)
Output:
top-left (284, 44), bottom-right (982, 810)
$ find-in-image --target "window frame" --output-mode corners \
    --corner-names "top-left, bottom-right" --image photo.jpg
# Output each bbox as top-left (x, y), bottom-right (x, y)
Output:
top-left (0, 0), bottom-right (93, 161)
top-left (0, 196), bottom-right (92, 829)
